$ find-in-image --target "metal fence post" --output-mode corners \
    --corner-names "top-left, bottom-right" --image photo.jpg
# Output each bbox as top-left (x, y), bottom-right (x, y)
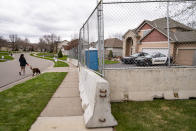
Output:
top-left (100, 0), bottom-right (105, 76)
top-left (97, 0), bottom-right (104, 75)
top-left (97, 2), bottom-right (101, 73)
top-left (83, 26), bottom-right (86, 67)
top-left (87, 22), bottom-right (90, 68)
top-left (78, 28), bottom-right (82, 68)
top-left (167, 1), bottom-right (171, 66)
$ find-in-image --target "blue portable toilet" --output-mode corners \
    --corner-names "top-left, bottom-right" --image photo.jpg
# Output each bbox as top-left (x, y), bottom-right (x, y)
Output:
top-left (85, 48), bottom-right (98, 71)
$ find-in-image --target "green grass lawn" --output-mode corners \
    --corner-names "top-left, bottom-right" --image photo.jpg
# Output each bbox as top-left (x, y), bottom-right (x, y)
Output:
top-left (54, 61), bottom-right (69, 67)
top-left (0, 72), bottom-right (67, 131)
top-left (0, 52), bottom-right (9, 55)
top-left (112, 100), bottom-right (196, 131)
top-left (37, 52), bottom-right (67, 61)
top-left (0, 52), bottom-right (14, 62)
top-left (2, 55), bottom-right (14, 60)
top-left (0, 59), bottom-right (6, 62)
top-left (104, 59), bottom-right (120, 64)
top-left (36, 52), bottom-right (55, 57)
top-left (31, 53), bottom-right (69, 67)
top-left (58, 55), bottom-right (67, 61)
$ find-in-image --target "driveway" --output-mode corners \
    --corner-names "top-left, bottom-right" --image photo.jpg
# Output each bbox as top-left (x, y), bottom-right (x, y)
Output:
top-left (104, 62), bottom-right (136, 69)
top-left (104, 62), bottom-right (177, 69)
top-left (0, 53), bottom-right (53, 88)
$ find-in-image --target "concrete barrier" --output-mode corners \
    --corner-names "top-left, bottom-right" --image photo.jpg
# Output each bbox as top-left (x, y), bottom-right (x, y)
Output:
top-left (79, 66), bottom-right (117, 128)
top-left (104, 67), bottom-right (196, 101)
top-left (67, 58), bottom-right (78, 66)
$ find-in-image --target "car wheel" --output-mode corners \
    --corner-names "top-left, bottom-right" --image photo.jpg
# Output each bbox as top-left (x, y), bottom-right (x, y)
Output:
top-left (147, 60), bottom-right (152, 66)
top-left (140, 62), bottom-right (144, 66)
top-left (136, 62), bottom-right (140, 66)
top-left (165, 58), bottom-right (173, 65)
top-left (130, 59), bottom-right (134, 64)
top-left (165, 59), bottom-right (169, 66)
top-left (143, 61), bottom-right (147, 66)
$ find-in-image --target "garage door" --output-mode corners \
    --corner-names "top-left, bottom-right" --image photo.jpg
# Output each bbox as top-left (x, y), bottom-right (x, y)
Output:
top-left (176, 49), bottom-right (196, 66)
top-left (142, 48), bottom-right (169, 56)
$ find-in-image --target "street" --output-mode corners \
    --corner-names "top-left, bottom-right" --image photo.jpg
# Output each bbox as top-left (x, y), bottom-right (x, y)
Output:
top-left (0, 53), bottom-right (53, 88)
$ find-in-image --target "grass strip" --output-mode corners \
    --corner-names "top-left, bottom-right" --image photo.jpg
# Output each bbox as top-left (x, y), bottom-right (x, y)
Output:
top-left (0, 60), bottom-right (6, 62)
top-left (0, 54), bottom-right (14, 62)
top-left (54, 61), bottom-right (69, 67)
top-left (0, 72), bottom-right (67, 131)
top-left (112, 100), bottom-right (196, 131)
top-left (104, 59), bottom-right (120, 64)
top-left (30, 53), bottom-right (69, 67)
top-left (36, 52), bottom-right (54, 57)
top-left (58, 55), bottom-right (68, 61)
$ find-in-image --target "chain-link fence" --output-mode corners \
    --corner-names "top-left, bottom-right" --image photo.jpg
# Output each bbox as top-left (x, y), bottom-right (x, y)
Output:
top-left (79, 1), bottom-right (104, 75)
top-left (69, 47), bottom-right (78, 59)
top-left (78, 0), bottom-right (196, 75)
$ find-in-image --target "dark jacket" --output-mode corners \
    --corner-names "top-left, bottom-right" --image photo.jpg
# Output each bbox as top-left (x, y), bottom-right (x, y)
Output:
top-left (19, 57), bottom-right (28, 66)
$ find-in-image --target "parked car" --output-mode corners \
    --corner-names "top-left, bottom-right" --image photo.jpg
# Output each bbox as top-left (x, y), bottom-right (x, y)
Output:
top-left (121, 52), bottom-right (149, 64)
top-left (135, 52), bottom-right (172, 66)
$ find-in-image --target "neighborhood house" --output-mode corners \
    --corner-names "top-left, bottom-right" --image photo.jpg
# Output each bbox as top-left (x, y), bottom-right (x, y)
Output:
top-left (123, 17), bottom-right (196, 66)
top-left (104, 38), bottom-right (123, 57)
top-left (63, 39), bottom-right (79, 58)
top-left (58, 40), bottom-right (69, 55)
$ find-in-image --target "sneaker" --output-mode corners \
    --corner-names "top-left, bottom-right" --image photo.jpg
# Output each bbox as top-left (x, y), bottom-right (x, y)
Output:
top-left (19, 72), bottom-right (21, 75)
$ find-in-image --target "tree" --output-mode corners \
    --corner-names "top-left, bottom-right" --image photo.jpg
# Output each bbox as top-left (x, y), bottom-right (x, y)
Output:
top-left (9, 34), bottom-right (18, 51)
top-left (58, 49), bottom-right (63, 58)
top-left (71, 33), bottom-right (78, 40)
top-left (109, 33), bottom-right (123, 40)
top-left (42, 34), bottom-right (60, 53)
top-left (23, 38), bottom-right (30, 51)
top-left (0, 36), bottom-right (8, 48)
top-left (160, 1), bottom-right (196, 28)
top-left (54, 36), bottom-right (61, 53)
top-left (38, 38), bottom-right (47, 52)
top-left (108, 50), bottom-right (113, 59)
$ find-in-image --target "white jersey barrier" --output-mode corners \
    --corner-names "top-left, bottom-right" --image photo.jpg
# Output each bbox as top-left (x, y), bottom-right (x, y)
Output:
top-left (79, 66), bottom-right (117, 128)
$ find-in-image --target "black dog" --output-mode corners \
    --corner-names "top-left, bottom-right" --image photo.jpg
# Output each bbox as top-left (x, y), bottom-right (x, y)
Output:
top-left (30, 66), bottom-right (41, 76)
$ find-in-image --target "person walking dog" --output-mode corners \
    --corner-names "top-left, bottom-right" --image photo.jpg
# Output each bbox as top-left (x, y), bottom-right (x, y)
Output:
top-left (19, 54), bottom-right (29, 75)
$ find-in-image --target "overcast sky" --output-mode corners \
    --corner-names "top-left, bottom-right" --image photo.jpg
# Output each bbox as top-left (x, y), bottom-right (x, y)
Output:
top-left (0, 0), bottom-right (97, 43)
top-left (0, 0), bottom-right (190, 43)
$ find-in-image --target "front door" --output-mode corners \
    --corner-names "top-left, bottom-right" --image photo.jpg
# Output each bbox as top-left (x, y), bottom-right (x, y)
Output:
top-left (125, 43), bottom-right (130, 56)
top-left (125, 38), bottom-right (133, 56)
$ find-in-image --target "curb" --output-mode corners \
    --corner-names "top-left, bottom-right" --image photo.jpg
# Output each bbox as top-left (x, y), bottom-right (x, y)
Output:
top-left (0, 53), bottom-right (54, 92)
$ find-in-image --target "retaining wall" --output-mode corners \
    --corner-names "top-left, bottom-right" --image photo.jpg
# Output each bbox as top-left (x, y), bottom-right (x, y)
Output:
top-left (104, 67), bottom-right (196, 101)
top-left (79, 66), bottom-right (117, 128)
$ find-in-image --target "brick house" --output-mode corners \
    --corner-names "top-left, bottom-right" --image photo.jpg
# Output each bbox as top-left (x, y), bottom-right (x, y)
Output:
top-left (63, 39), bottom-right (79, 57)
top-left (58, 40), bottom-right (69, 53)
top-left (123, 17), bottom-right (196, 66)
top-left (104, 38), bottom-right (123, 57)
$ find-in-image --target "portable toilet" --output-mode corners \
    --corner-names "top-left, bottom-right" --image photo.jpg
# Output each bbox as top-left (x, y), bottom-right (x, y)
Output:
top-left (85, 48), bottom-right (98, 71)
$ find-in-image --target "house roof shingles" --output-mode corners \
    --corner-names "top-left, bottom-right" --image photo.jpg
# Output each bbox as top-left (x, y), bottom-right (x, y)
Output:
top-left (63, 39), bottom-right (79, 50)
top-left (175, 31), bottom-right (196, 42)
top-left (104, 38), bottom-right (123, 48)
top-left (127, 17), bottom-right (196, 43)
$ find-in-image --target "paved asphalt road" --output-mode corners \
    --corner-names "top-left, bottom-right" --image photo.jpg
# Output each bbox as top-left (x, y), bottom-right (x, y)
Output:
top-left (0, 53), bottom-right (53, 88)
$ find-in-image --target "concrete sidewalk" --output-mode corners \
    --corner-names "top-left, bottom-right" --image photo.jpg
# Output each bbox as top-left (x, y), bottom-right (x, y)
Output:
top-left (30, 63), bottom-right (112, 131)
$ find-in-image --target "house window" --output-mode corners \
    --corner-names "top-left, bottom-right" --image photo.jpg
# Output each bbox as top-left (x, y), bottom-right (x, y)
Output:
top-left (142, 29), bottom-right (151, 36)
